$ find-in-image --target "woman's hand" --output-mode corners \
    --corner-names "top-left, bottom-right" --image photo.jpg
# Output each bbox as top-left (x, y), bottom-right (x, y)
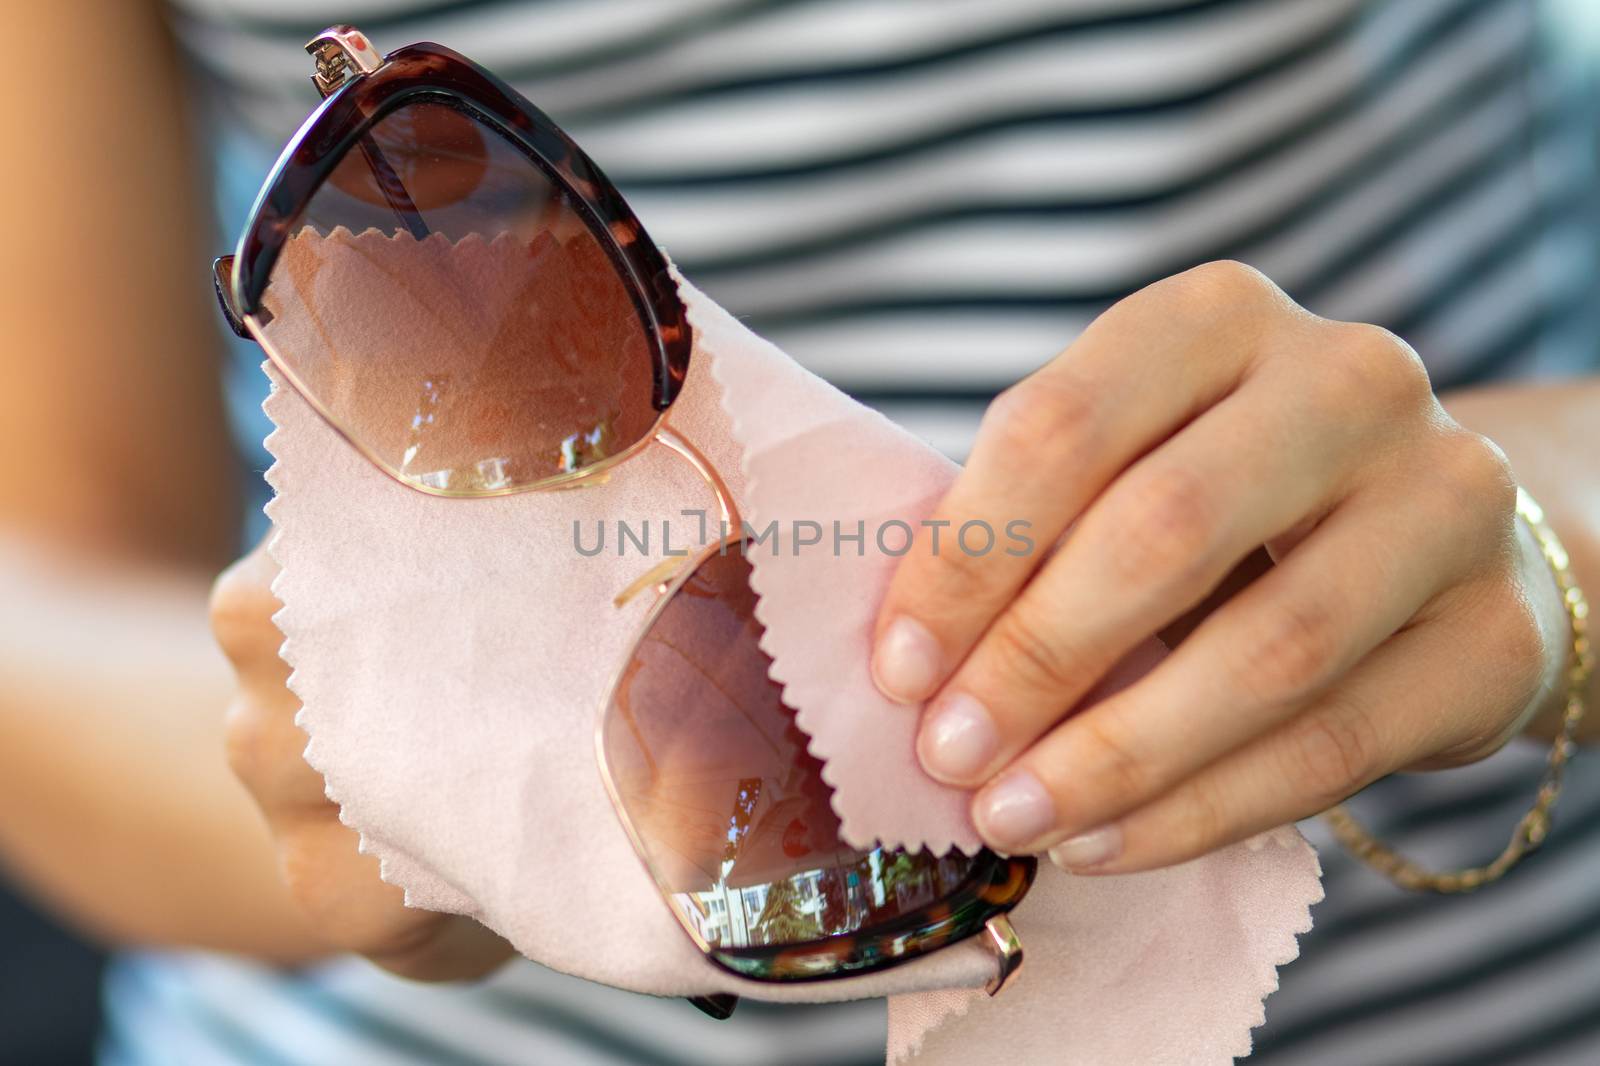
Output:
top-left (871, 261), bottom-right (1570, 874)
top-left (212, 538), bottom-right (515, 980)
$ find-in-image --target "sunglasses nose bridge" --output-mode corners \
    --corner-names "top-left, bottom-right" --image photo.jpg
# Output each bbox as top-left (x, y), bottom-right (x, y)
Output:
top-left (611, 426), bottom-right (741, 608)
top-left (655, 426), bottom-right (740, 532)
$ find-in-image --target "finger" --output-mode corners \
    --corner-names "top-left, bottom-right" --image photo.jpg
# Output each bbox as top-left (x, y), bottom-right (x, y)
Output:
top-left (224, 694), bottom-right (330, 816)
top-left (212, 536), bottom-right (330, 814)
top-left (210, 537), bottom-right (286, 681)
top-left (917, 362), bottom-right (1363, 787)
top-left (215, 542), bottom-right (514, 981)
top-left (1044, 614), bottom-right (1505, 874)
top-left (277, 811), bottom-right (416, 949)
top-left (370, 914), bottom-right (517, 983)
top-left (871, 262), bottom-right (1279, 703)
top-left (214, 560), bottom-right (326, 820)
top-left (1005, 429), bottom-right (1513, 842)
top-left (968, 473), bottom-right (1488, 854)
top-left (278, 810), bottom-right (514, 981)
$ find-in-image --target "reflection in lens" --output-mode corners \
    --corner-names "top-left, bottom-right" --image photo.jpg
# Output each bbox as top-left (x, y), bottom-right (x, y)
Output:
top-left (257, 100), bottom-right (657, 494)
top-left (601, 540), bottom-right (1033, 981)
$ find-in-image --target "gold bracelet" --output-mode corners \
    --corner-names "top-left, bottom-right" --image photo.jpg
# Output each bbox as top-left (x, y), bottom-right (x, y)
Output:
top-left (1323, 487), bottom-right (1592, 893)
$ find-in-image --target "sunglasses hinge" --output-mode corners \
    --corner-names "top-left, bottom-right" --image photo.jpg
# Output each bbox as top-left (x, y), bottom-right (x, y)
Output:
top-left (983, 914), bottom-right (1024, 996)
top-left (305, 26), bottom-right (384, 99)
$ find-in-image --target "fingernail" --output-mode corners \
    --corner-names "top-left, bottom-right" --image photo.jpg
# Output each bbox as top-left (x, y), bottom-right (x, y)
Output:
top-left (872, 617), bottom-right (943, 703)
top-left (918, 694), bottom-right (999, 782)
top-left (1048, 824), bottom-right (1123, 872)
top-left (974, 769), bottom-right (1056, 851)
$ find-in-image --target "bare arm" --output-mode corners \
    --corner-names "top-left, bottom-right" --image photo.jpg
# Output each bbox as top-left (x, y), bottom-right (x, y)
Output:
top-left (0, 0), bottom-right (326, 962)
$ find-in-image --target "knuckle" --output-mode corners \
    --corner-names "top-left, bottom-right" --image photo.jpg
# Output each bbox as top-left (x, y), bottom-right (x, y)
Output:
top-left (276, 839), bottom-right (386, 956)
top-left (1236, 597), bottom-right (1340, 707)
top-left (1499, 595), bottom-right (1549, 692)
top-left (1178, 259), bottom-right (1273, 300)
top-left (1167, 779), bottom-right (1230, 862)
top-left (209, 563), bottom-right (280, 667)
top-left (276, 822), bottom-right (373, 937)
top-left (222, 701), bottom-right (270, 792)
top-left (1480, 581), bottom-right (1548, 715)
top-left (1305, 316), bottom-right (1433, 412)
top-left (1286, 706), bottom-right (1380, 808)
top-left (1328, 322), bottom-right (1432, 409)
top-left (924, 531), bottom-right (997, 602)
top-left (368, 936), bottom-right (458, 983)
top-left (1432, 707), bottom-right (1517, 770)
top-left (223, 689), bottom-right (313, 809)
top-left (1437, 431), bottom-right (1517, 516)
top-left (1161, 260), bottom-right (1277, 319)
top-left (985, 372), bottom-right (1099, 460)
top-left (989, 607), bottom-right (1080, 695)
top-left (276, 828), bottom-right (452, 976)
top-left (1076, 716), bottom-right (1149, 800)
top-left (1106, 466), bottom-right (1218, 587)
top-left (277, 834), bottom-right (333, 919)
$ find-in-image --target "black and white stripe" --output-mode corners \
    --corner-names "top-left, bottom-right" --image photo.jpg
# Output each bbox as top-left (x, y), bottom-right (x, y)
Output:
top-left (159, 0), bottom-right (1600, 1062)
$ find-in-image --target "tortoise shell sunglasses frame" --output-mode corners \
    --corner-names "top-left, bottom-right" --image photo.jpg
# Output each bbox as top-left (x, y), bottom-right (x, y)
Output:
top-left (210, 26), bottom-right (1031, 1018)
top-left (213, 26), bottom-right (695, 503)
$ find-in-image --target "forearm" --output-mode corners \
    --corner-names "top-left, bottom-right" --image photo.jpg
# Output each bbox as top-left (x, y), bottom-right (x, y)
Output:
top-left (0, 536), bottom-right (329, 963)
top-left (1442, 375), bottom-right (1600, 742)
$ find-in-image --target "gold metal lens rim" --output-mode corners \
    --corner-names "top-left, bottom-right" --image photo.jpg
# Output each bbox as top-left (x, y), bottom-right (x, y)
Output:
top-left (592, 533), bottom-right (1026, 994)
top-left (594, 532), bottom-right (746, 966)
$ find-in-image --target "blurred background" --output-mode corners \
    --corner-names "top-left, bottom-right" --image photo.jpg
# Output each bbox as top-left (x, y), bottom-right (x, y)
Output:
top-left (0, 891), bottom-right (103, 1065)
top-left (3, 1), bottom-right (1599, 1064)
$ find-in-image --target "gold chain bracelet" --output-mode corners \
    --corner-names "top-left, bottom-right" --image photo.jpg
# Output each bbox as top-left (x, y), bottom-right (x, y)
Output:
top-left (1323, 487), bottom-right (1593, 894)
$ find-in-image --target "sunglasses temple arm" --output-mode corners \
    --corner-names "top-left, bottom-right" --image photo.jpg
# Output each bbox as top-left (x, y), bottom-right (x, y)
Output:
top-left (355, 135), bottom-right (432, 241)
top-left (687, 993), bottom-right (739, 1020)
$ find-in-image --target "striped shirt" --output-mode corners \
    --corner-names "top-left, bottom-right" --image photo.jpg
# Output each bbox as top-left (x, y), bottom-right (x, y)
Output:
top-left (134, 0), bottom-right (1600, 1062)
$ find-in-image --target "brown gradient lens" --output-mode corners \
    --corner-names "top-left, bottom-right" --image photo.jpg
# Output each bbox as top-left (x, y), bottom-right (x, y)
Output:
top-left (257, 100), bottom-right (657, 494)
top-left (601, 540), bottom-right (1033, 982)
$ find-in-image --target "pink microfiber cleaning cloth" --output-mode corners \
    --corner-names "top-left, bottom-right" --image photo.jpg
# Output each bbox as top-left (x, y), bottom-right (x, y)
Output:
top-left (263, 230), bottom-right (1323, 1062)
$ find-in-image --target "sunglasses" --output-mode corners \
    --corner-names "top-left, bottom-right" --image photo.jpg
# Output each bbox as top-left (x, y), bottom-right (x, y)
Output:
top-left (215, 26), bottom-right (1034, 1018)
